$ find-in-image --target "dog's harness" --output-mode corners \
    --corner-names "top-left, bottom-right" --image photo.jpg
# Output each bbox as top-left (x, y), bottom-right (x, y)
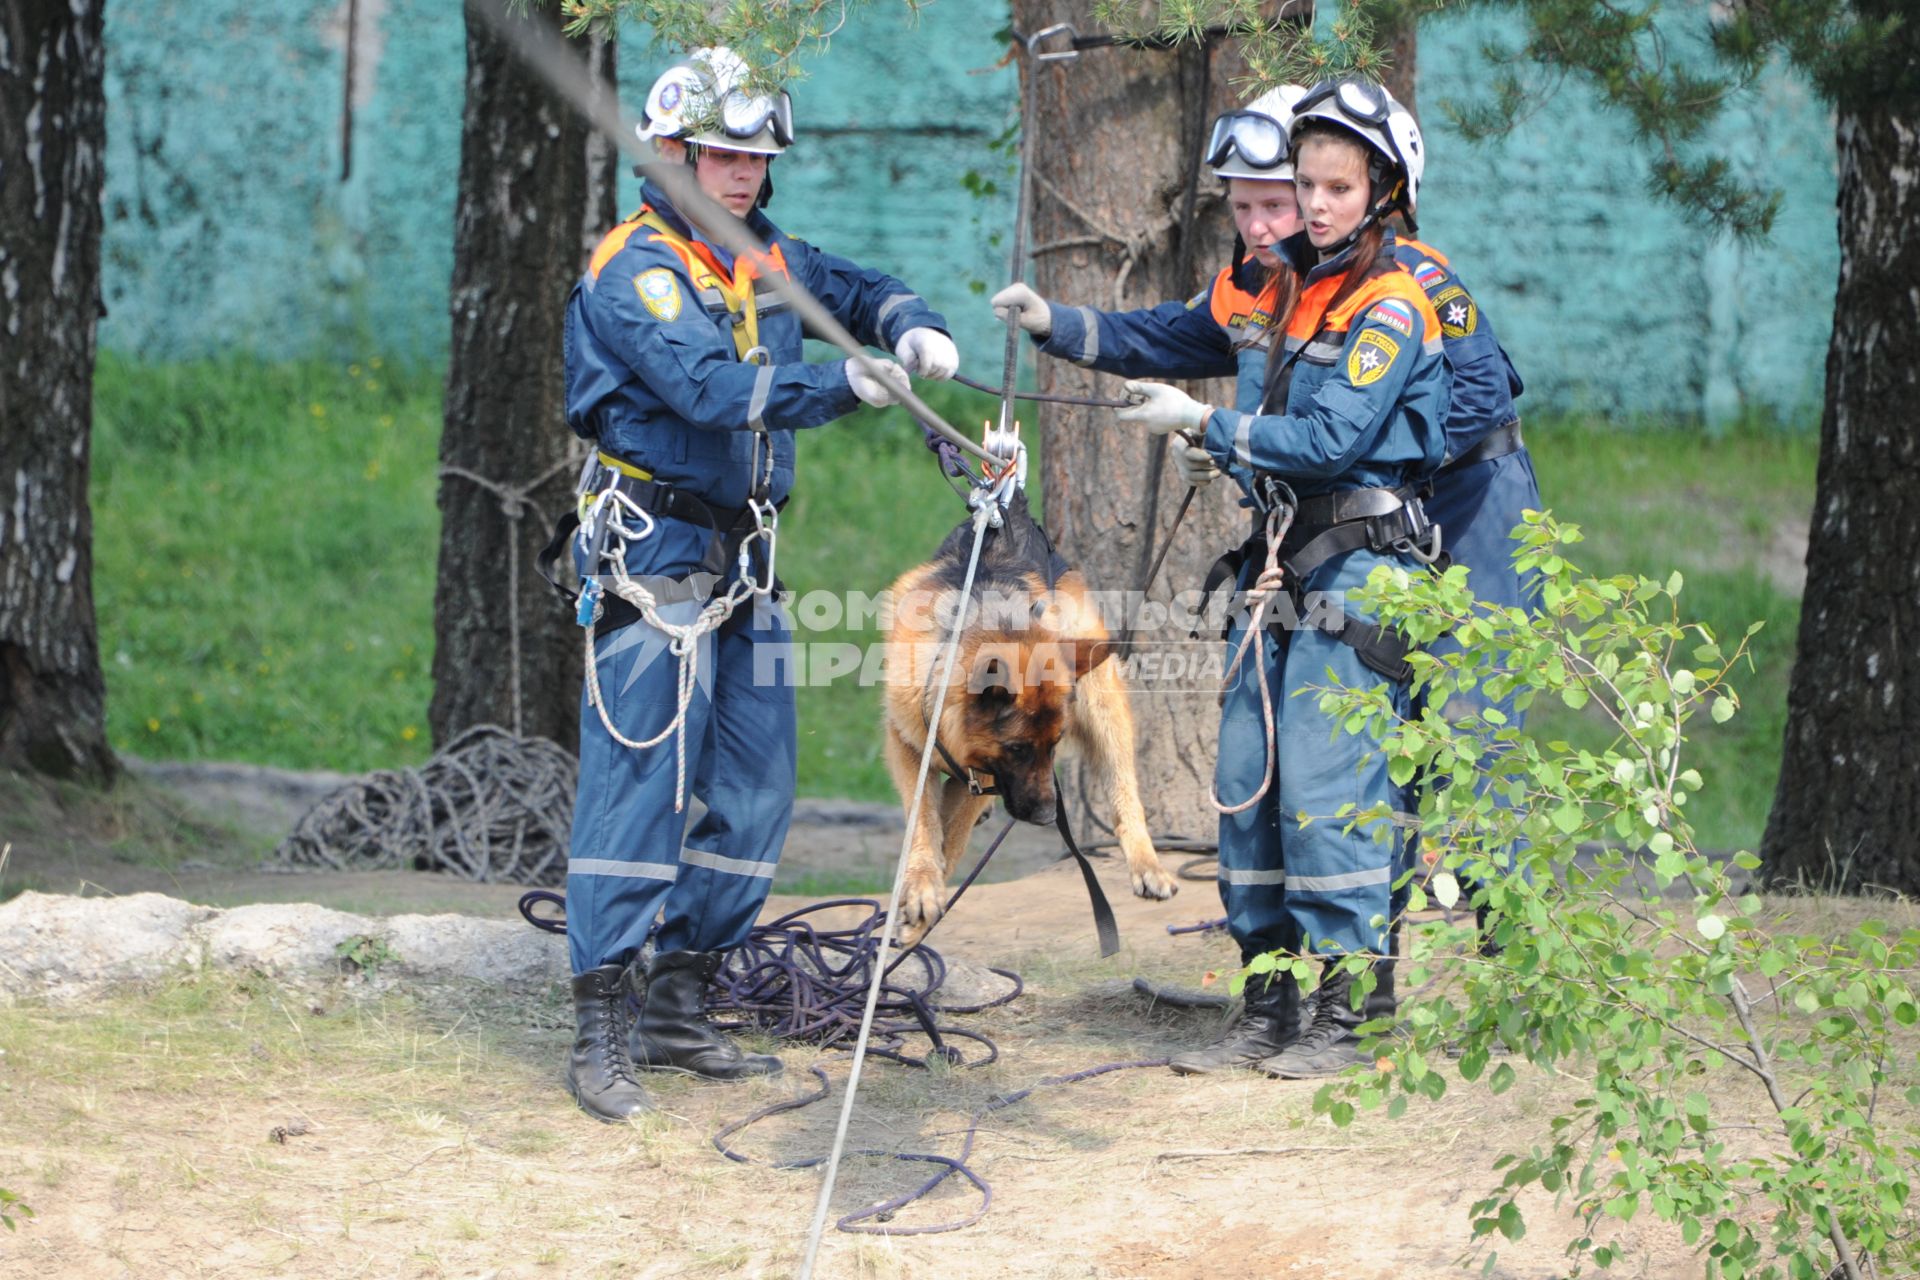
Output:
top-left (914, 492), bottom-right (1121, 959)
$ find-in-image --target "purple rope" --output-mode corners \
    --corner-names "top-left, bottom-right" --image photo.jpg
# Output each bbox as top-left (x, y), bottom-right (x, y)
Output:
top-left (714, 1057), bottom-right (1172, 1235)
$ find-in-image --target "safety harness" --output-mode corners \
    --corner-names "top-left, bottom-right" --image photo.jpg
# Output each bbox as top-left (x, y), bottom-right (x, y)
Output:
top-left (1203, 480), bottom-right (1440, 684)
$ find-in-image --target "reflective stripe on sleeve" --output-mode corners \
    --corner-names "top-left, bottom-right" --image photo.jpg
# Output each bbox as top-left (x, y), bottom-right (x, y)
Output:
top-left (1071, 306), bottom-right (1102, 366)
top-left (746, 364), bottom-right (775, 432)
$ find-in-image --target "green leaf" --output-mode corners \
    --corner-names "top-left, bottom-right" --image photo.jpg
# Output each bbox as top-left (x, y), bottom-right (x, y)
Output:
top-left (1431, 872), bottom-right (1461, 910)
top-left (1711, 697), bottom-right (1736, 724)
top-left (1551, 804), bottom-right (1584, 835)
top-left (1561, 685), bottom-right (1589, 711)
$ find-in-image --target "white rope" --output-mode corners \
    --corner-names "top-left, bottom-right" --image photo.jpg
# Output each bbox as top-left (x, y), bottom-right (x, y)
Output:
top-left (579, 485), bottom-right (775, 813)
top-left (794, 500), bottom-right (995, 1280)
top-left (1211, 502), bottom-right (1294, 816)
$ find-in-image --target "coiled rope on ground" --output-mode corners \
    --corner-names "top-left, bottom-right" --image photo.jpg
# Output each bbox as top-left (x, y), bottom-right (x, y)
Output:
top-left (272, 724), bottom-right (576, 884)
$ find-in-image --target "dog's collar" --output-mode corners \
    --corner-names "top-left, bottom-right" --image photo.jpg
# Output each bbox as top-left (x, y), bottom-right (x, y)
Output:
top-left (933, 735), bottom-right (997, 796)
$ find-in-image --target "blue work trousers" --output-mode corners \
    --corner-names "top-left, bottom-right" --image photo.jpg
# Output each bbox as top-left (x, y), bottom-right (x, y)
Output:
top-left (565, 515), bottom-right (797, 974)
top-left (1214, 546), bottom-right (1414, 962)
top-left (1415, 448), bottom-right (1544, 890)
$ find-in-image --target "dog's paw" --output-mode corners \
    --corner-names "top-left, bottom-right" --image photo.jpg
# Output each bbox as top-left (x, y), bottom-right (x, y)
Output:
top-left (897, 864), bottom-right (947, 944)
top-left (1129, 857), bottom-right (1179, 902)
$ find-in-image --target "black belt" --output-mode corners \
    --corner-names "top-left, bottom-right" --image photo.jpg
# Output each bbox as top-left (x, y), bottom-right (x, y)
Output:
top-left (1288, 484), bottom-right (1418, 532)
top-left (1440, 421), bottom-right (1524, 474)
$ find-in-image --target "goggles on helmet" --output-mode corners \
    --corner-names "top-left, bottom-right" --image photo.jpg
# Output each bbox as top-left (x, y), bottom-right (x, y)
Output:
top-left (1295, 78), bottom-right (1392, 129)
top-left (712, 88), bottom-right (794, 147)
top-left (1205, 110), bottom-right (1290, 173)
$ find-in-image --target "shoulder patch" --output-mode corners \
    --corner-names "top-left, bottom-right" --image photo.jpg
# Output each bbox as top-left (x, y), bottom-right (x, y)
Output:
top-left (1348, 329), bottom-right (1402, 387)
top-left (635, 268), bottom-right (683, 322)
top-left (1366, 298), bottom-right (1417, 338)
top-left (1412, 260), bottom-right (1446, 289)
top-left (1432, 283), bottom-right (1478, 338)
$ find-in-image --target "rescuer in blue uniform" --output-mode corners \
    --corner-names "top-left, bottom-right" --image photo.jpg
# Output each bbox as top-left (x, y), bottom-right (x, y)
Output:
top-left (558, 47), bottom-right (958, 1122)
top-left (999, 81), bottom-right (1453, 1077)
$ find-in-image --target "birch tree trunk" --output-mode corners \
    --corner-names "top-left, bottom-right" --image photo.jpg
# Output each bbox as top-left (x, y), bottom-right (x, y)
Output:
top-left (0, 0), bottom-right (115, 785)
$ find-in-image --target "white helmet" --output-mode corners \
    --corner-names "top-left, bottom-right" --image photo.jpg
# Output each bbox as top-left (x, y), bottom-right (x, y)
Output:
top-left (1206, 84), bottom-right (1308, 182)
top-left (637, 46), bottom-right (794, 157)
top-left (1289, 78), bottom-right (1425, 221)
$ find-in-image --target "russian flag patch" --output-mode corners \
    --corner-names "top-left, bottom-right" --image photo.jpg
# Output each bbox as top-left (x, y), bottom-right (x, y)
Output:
top-left (1412, 260), bottom-right (1445, 288)
top-left (1367, 298), bottom-right (1417, 337)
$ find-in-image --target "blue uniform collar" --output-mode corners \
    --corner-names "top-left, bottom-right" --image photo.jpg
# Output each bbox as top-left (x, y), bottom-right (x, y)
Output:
top-left (638, 179), bottom-right (779, 274)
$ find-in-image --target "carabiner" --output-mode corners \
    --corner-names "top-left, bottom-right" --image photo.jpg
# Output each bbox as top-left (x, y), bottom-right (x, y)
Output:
top-left (739, 497), bottom-right (779, 595)
top-left (1025, 22), bottom-right (1080, 62)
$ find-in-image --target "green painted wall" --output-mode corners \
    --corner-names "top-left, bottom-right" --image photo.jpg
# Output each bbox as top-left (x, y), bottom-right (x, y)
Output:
top-left (99, 0), bottom-right (1837, 423)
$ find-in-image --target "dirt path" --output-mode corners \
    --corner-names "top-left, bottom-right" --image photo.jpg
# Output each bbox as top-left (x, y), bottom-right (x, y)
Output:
top-left (0, 765), bottom-right (1708, 1279)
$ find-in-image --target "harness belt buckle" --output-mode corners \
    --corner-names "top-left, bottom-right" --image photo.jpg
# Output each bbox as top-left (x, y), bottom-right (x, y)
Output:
top-left (741, 344), bottom-right (771, 367)
top-left (1026, 22), bottom-right (1080, 61)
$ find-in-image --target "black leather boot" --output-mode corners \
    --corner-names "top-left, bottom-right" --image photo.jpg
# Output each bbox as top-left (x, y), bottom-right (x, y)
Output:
top-left (1168, 970), bottom-right (1301, 1075)
top-left (1300, 956), bottom-right (1397, 1026)
top-left (1259, 963), bottom-right (1381, 1079)
top-left (631, 950), bottom-right (783, 1081)
top-left (565, 964), bottom-right (655, 1122)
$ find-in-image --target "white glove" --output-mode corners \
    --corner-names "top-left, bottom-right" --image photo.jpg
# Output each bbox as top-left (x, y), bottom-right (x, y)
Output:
top-left (846, 358), bottom-right (913, 408)
top-left (1117, 381), bottom-right (1212, 436)
top-left (895, 327), bottom-right (959, 380)
top-left (990, 283), bottom-right (1053, 337)
top-left (1171, 437), bottom-right (1220, 487)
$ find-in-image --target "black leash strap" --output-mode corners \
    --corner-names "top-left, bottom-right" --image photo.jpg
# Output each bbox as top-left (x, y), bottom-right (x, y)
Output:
top-left (1052, 768), bottom-right (1120, 958)
top-left (953, 372), bottom-right (1137, 410)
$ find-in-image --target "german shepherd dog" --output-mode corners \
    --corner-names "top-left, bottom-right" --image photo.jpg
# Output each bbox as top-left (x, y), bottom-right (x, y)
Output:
top-left (883, 491), bottom-right (1176, 943)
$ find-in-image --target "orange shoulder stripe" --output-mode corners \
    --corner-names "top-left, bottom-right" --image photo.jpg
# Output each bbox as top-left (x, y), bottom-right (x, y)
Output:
top-left (587, 217), bottom-right (646, 282)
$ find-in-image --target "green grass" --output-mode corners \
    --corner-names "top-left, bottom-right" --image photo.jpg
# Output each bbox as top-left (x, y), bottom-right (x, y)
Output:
top-left (1520, 416), bottom-right (1816, 853)
top-left (93, 352), bottom-right (442, 770)
top-left (91, 357), bottom-right (1814, 851)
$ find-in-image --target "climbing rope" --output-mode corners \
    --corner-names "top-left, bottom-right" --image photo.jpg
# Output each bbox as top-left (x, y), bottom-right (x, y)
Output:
top-left (795, 495), bottom-right (999, 1278)
top-left (1211, 498), bottom-right (1296, 815)
top-left (274, 724), bottom-right (576, 883)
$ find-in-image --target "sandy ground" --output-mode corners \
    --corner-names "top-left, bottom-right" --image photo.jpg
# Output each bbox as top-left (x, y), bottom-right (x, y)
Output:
top-left (0, 765), bottom-right (1722, 1280)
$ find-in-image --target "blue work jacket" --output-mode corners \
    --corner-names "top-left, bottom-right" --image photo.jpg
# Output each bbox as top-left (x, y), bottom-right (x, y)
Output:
top-left (564, 180), bottom-right (948, 509)
top-left (1203, 238), bottom-right (1449, 498)
top-left (1394, 238), bottom-right (1523, 463)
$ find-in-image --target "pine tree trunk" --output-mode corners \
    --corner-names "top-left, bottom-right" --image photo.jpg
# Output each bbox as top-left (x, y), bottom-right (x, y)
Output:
top-left (1759, 68), bottom-right (1920, 889)
top-left (1012, 3), bottom-right (1250, 841)
top-left (429, 7), bottom-right (616, 750)
top-left (0, 0), bottom-right (116, 785)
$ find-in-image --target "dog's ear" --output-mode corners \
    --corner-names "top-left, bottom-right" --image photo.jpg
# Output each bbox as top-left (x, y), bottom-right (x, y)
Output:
top-left (1071, 636), bottom-right (1116, 681)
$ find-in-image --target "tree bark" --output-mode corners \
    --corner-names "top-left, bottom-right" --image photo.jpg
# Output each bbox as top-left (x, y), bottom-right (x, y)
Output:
top-left (0, 0), bottom-right (116, 785)
top-left (1012, 3), bottom-right (1253, 841)
top-left (430, 7), bottom-right (616, 750)
top-left (1759, 42), bottom-right (1920, 890)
